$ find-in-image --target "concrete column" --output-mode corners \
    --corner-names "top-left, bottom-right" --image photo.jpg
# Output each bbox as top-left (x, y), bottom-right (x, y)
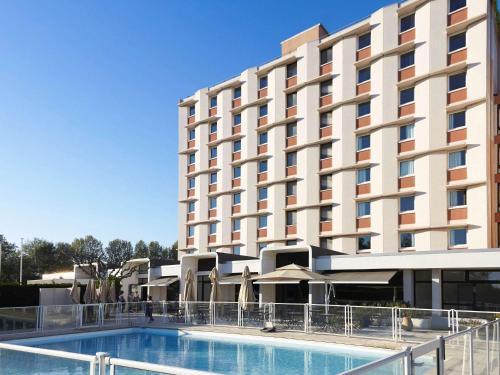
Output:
top-left (403, 270), bottom-right (414, 306)
top-left (431, 269), bottom-right (442, 310)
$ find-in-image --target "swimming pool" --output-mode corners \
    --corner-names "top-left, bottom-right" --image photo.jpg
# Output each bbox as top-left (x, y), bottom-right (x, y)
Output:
top-left (4, 328), bottom-right (393, 374)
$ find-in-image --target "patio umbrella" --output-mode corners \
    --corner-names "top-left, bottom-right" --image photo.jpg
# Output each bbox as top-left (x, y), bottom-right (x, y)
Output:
top-left (183, 268), bottom-right (195, 302)
top-left (83, 279), bottom-right (97, 304)
top-left (209, 267), bottom-right (221, 303)
top-left (108, 279), bottom-right (117, 303)
top-left (238, 265), bottom-right (255, 311)
top-left (69, 279), bottom-right (80, 304)
top-left (98, 279), bottom-right (110, 303)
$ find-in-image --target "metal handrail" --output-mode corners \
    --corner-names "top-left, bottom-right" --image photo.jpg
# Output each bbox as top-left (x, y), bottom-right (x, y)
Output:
top-left (338, 348), bottom-right (409, 375)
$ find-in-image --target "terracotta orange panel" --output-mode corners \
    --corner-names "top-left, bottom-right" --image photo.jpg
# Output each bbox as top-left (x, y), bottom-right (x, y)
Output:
top-left (320, 126), bottom-right (332, 138)
top-left (286, 195), bottom-right (297, 206)
top-left (258, 88), bottom-right (268, 99)
top-left (447, 128), bottom-right (467, 143)
top-left (494, 135), bottom-right (500, 144)
top-left (357, 217), bottom-right (371, 228)
top-left (448, 167), bottom-right (467, 181)
top-left (286, 225), bottom-right (297, 235)
top-left (286, 166), bottom-right (297, 176)
top-left (286, 136), bottom-right (297, 147)
top-left (209, 107), bottom-right (217, 116)
top-left (187, 164), bottom-right (195, 173)
top-left (209, 158), bottom-right (217, 167)
top-left (356, 81), bottom-right (371, 96)
top-left (286, 76), bottom-right (297, 88)
top-left (232, 125), bottom-right (241, 135)
top-left (257, 172), bottom-right (268, 182)
top-left (495, 173), bottom-right (500, 183)
top-left (208, 209), bottom-right (217, 218)
top-left (320, 95), bottom-right (333, 107)
top-left (231, 232), bottom-right (240, 241)
top-left (448, 49), bottom-right (467, 65)
top-left (258, 117), bottom-right (268, 127)
top-left (258, 200), bottom-right (268, 210)
top-left (286, 106), bottom-right (297, 118)
top-left (187, 237), bottom-right (194, 246)
top-left (495, 212), bottom-right (500, 223)
top-left (398, 140), bottom-right (415, 153)
top-left (356, 116), bottom-right (371, 128)
top-left (187, 140), bottom-right (195, 149)
top-left (398, 66), bottom-right (415, 81)
top-left (208, 235), bottom-right (216, 243)
top-left (399, 176), bottom-right (415, 189)
top-left (208, 184), bottom-right (217, 193)
top-left (356, 47), bottom-right (371, 61)
top-left (399, 103), bottom-right (415, 117)
top-left (399, 213), bottom-right (415, 225)
top-left (187, 116), bottom-right (195, 125)
top-left (320, 63), bottom-right (332, 76)
top-left (448, 207), bottom-right (467, 220)
top-left (448, 8), bottom-right (467, 26)
top-left (232, 178), bottom-right (241, 188)
top-left (356, 183), bottom-right (371, 195)
top-left (187, 212), bottom-right (195, 222)
top-left (258, 145), bottom-right (268, 154)
top-left (209, 133), bottom-right (217, 142)
top-left (232, 205), bottom-right (241, 214)
top-left (232, 152), bottom-right (241, 161)
top-left (356, 149), bottom-right (370, 162)
top-left (399, 29), bottom-right (415, 45)
top-left (320, 158), bottom-right (332, 170)
top-left (187, 189), bottom-right (195, 197)
top-left (448, 88), bottom-right (467, 104)
top-left (257, 229), bottom-right (267, 238)
top-left (320, 221), bottom-right (332, 232)
top-left (320, 189), bottom-right (332, 201)
top-left (232, 98), bottom-right (241, 108)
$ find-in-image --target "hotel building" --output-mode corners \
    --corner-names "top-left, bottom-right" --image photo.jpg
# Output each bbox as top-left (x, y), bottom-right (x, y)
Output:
top-left (172, 0), bottom-right (500, 311)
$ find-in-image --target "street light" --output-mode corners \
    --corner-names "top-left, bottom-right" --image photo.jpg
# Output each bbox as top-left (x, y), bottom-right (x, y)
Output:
top-left (19, 238), bottom-right (24, 284)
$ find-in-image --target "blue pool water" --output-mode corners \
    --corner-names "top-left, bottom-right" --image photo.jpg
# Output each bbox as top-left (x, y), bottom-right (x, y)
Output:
top-left (3, 328), bottom-right (392, 374)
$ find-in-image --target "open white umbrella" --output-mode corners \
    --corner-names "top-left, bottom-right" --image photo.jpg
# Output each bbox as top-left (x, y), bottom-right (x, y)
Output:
top-left (209, 267), bottom-right (221, 303)
top-left (238, 266), bottom-right (255, 311)
top-left (69, 279), bottom-right (80, 304)
top-left (183, 269), bottom-right (195, 302)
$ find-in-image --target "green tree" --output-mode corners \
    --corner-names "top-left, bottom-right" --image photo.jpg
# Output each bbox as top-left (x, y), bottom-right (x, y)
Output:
top-left (134, 240), bottom-right (148, 258)
top-left (54, 242), bottom-right (74, 271)
top-left (0, 235), bottom-right (20, 282)
top-left (24, 238), bottom-right (56, 277)
top-left (148, 241), bottom-right (163, 263)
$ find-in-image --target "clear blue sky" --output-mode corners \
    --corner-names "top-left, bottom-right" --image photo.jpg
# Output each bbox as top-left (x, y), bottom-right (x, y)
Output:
top-left (0, 0), bottom-right (403, 247)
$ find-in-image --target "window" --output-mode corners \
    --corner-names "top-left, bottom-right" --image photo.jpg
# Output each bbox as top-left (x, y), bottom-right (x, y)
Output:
top-left (286, 240), bottom-right (297, 246)
top-left (287, 92), bottom-right (297, 108)
top-left (258, 215), bottom-right (268, 228)
top-left (189, 105), bottom-right (195, 117)
top-left (320, 143), bottom-right (332, 159)
top-left (320, 174), bottom-right (332, 190)
top-left (188, 201), bottom-right (195, 212)
top-left (258, 243), bottom-right (267, 252)
top-left (449, 111), bottom-right (466, 130)
top-left (358, 101), bottom-right (371, 117)
top-left (232, 219), bottom-right (241, 232)
top-left (188, 129), bottom-right (196, 141)
top-left (233, 86), bottom-right (241, 99)
top-left (400, 14), bottom-right (415, 33)
top-left (320, 206), bottom-right (332, 221)
top-left (210, 122), bottom-right (217, 134)
top-left (188, 177), bottom-right (195, 189)
top-left (320, 80), bottom-right (333, 96)
top-left (232, 246), bottom-right (241, 255)
top-left (449, 228), bottom-right (467, 247)
top-left (320, 112), bottom-right (332, 128)
top-left (399, 160), bottom-right (415, 177)
top-left (233, 166), bottom-right (241, 179)
top-left (259, 104), bottom-right (268, 117)
top-left (358, 32), bottom-right (371, 50)
top-left (448, 150), bottom-right (466, 169)
top-left (400, 87), bottom-right (415, 105)
top-left (233, 114), bottom-right (241, 126)
top-left (286, 62), bottom-right (297, 78)
top-left (258, 187), bottom-right (268, 201)
top-left (449, 32), bottom-right (466, 53)
top-left (210, 96), bottom-right (217, 108)
top-left (358, 235), bottom-right (371, 250)
top-left (449, 0), bottom-right (466, 13)
top-left (233, 192), bottom-right (241, 205)
top-left (210, 172), bottom-right (217, 185)
top-left (286, 152), bottom-right (297, 167)
top-left (449, 72), bottom-right (466, 91)
top-left (400, 196), bottom-right (415, 212)
top-left (286, 210), bottom-right (297, 226)
top-left (210, 147), bottom-right (217, 159)
top-left (209, 223), bottom-right (217, 235)
top-left (449, 190), bottom-right (467, 207)
top-left (357, 201), bottom-right (371, 217)
top-left (258, 160), bottom-right (268, 173)
top-left (287, 122), bottom-right (297, 137)
top-left (258, 132), bottom-right (268, 145)
top-left (233, 139), bottom-right (241, 152)
top-left (400, 124), bottom-right (415, 141)
top-left (187, 226), bottom-right (195, 237)
top-left (400, 51), bottom-right (415, 69)
top-left (188, 153), bottom-right (195, 165)
top-left (357, 67), bottom-right (371, 84)
top-left (400, 232), bottom-right (415, 248)
top-left (320, 47), bottom-right (332, 65)
top-left (209, 197), bottom-right (217, 209)
top-left (357, 134), bottom-right (370, 151)
top-left (320, 237), bottom-right (333, 250)
top-left (357, 168), bottom-right (371, 184)
top-left (286, 181), bottom-right (297, 196)
top-left (259, 76), bottom-right (268, 89)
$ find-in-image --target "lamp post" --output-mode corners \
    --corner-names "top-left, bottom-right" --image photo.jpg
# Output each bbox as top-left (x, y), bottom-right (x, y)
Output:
top-left (19, 238), bottom-right (24, 284)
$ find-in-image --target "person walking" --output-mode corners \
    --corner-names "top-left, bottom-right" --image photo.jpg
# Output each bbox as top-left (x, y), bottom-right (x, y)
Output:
top-left (145, 296), bottom-right (155, 323)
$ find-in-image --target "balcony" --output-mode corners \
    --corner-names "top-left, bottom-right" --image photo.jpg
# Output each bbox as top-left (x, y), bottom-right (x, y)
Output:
top-left (232, 178), bottom-right (241, 188)
top-left (232, 151), bottom-right (241, 161)
top-left (187, 140), bottom-right (195, 149)
top-left (320, 125), bottom-right (332, 138)
top-left (257, 144), bottom-right (268, 154)
top-left (208, 184), bottom-right (217, 193)
top-left (286, 195), bottom-right (297, 206)
top-left (258, 200), bottom-right (267, 210)
top-left (208, 235), bottom-right (216, 244)
top-left (232, 205), bottom-right (241, 214)
top-left (186, 212), bottom-right (195, 222)
top-left (399, 66), bottom-right (415, 81)
top-left (448, 49), bottom-right (467, 65)
top-left (286, 225), bottom-right (297, 235)
top-left (257, 172), bottom-right (268, 182)
top-left (187, 189), bottom-right (195, 197)
top-left (320, 221), bottom-right (332, 233)
top-left (209, 107), bottom-right (217, 117)
top-left (209, 133), bottom-right (217, 142)
top-left (319, 94), bottom-right (333, 108)
top-left (232, 125), bottom-right (241, 135)
top-left (448, 88), bottom-right (467, 104)
top-left (320, 158), bottom-right (332, 170)
top-left (231, 231), bottom-right (240, 241)
top-left (208, 209), bottom-right (217, 218)
top-left (186, 237), bottom-right (194, 246)
top-left (232, 98), bottom-right (241, 108)
top-left (286, 166), bottom-right (297, 176)
top-left (356, 217), bottom-right (371, 229)
top-left (399, 103), bottom-right (415, 117)
top-left (187, 116), bottom-right (195, 125)
top-left (209, 158), bottom-right (217, 167)
top-left (286, 136), bottom-right (297, 148)
top-left (448, 7), bottom-right (467, 26)
top-left (320, 189), bottom-right (332, 201)
top-left (257, 228), bottom-right (267, 238)
top-left (258, 116), bottom-right (268, 127)
top-left (320, 62), bottom-right (333, 76)
top-left (356, 82), bottom-right (371, 96)
top-left (286, 76), bottom-right (297, 88)
top-left (286, 106), bottom-right (297, 118)
top-left (187, 164), bottom-right (195, 173)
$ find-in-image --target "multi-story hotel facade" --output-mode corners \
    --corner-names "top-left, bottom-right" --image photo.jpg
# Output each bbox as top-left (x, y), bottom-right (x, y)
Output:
top-left (170, 0), bottom-right (500, 311)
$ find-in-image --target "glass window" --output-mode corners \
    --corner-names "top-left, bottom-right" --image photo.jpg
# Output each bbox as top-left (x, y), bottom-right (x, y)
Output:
top-left (209, 223), bottom-right (217, 235)
top-left (258, 160), bottom-right (268, 173)
top-left (400, 50), bottom-right (415, 69)
top-left (232, 246), bottom-right (241, 255)
top-left (233, 86), bottom-right (241, 99)
top-left (320, 143), bottom-right (332, 159)
top-left (187, 226), bottom-right (195, 237)
top-left (357, 134), bottom-right (370, 151)
top-left (286, 92), bottom-right (297, 108)
top-left (469, 271), bottom-right (500, 281)
top-left (400, 124), bottom-right (415, 141)
top-left (357, 67), bottom-right (371, 83)
top-left (358, 101), bottom-right (371, 117)
top-left (320, 237), bottom-right (333, 250)
top-left (357, 168), bottom-right (371, 184)
top-left (320, 112), bottom-right (332, 128)
top-left (286, 240), bottom-right (297, 246)
top-left (259, 104), bottom-right (268, 117)
top-left (320, 80), bottom-right (333, 96)
top-left (258, 187), bottom-right (268, 201)
top-left (320, 206), bottom-right (332, 221)
top-left (287, 122), bottom-right (297, 137)
top-left (233, 166), bottom-right (241, 179)
top-left (209, 197), bottom-right (217, 209)
top-left (286, 62), bottom-right (297, 78)
top-left (258, 132), bottom-right (268, 145)
top-left (210, 172), bottom-right (217, 185)
top-left (400, 87), bottom-right (415, 105)
top-left (286, 181), bottom-right (297, 196)
top-left (443, 270), bottom-right (466, 282)
top-left (449, 72), bottom-right (466, 91)
top-left (358, 235), bottom-right (371, 250)
top-left (188, 177), bottom-right (195, 189)
top-left (400, 14), bottom-right (415, 33)
top-left (400, 196), bottom-right (415, 212)
top-left (188, 201), bottom-right (195, 212)
top-left (286, 210), bottom-right (297, 226)
top-left (357, 201), bottom-right (371, 217)
top-left (258, 243), bottom-right (267, 252)
top-left (233, 139), bottom-right (241, 152)
top-left (448, 150), bottom-right (466, 169)
top-left (286, 152), bottom-right (297, 167)
top-left (210, 96), bottom-right (217, 108)
top-left (258, 215), bottom-right (268, 228)
top-left (233, 114), bottom-right (241, 126)
top-left (232, 219), bottom-right (241, 232)
top-left (189, 105), bottom-right (195, 117)
top-left (449, 190), bottom-right (467, 207)
top-left (210, 147), bottom-right (217, 159)
top-left (449, 32), bottom-right (466, 53)
top-left (320, 174), bottom-right (332, 190)
top-left (259, 76), bottom-right (268, 89)
top-left (449, 111), bottom-right (466, 130)
top-left (233, 192), bottom-right (241, 205)
top-left (320, 47), bottom-right (332, 65)
top-left (449, 0), bottom-right (466, 13)
top-left (449, 228), bottom-right (467, 247)
top-left (210, 122), bottom-right (217, 133)
top-left (400, 232), bottom-right (415, 248)
top-left (188, 153), bottom-right (195, 164)
top-left (188, 129), bottom-right (196, 141)
top-left (399, 160), bottom-right (415, 177)
top-left (358, 32), bottom-right (371, 50)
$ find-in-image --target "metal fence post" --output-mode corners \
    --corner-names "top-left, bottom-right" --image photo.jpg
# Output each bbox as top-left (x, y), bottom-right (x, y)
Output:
top-left (469, 330), bottom-right (474, 375)
top-left (95, 352), bottom-right (108, 375)
top-left (437, 335), bottom-right (445, 375)
top-left (403, 346), bottom-right (412, 375)
top-left (304, 304), bottom-right (308, 333)
top-left (486, 324), bottom-right (491, 375)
